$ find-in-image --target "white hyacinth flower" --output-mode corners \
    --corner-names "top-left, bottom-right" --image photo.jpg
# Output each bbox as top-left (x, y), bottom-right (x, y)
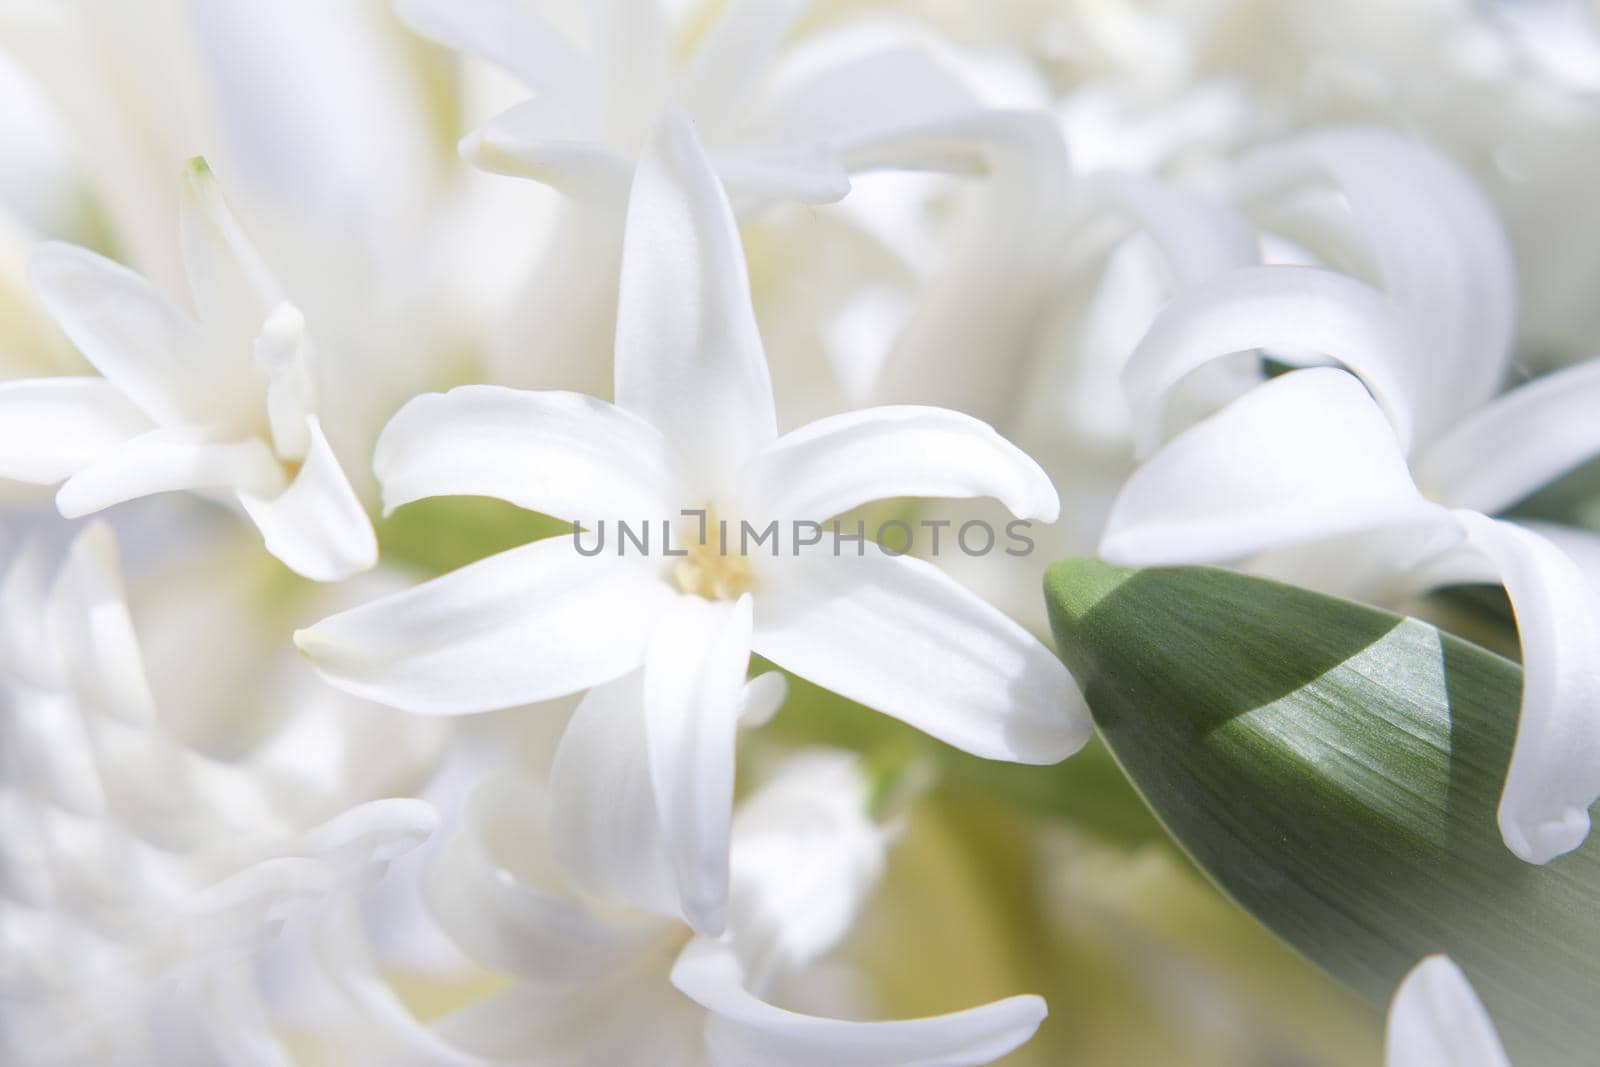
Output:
top-left (0, 161), bottom-right (377, 581)
top-left (1100, 128), bottom-right (1600, 865)
top-left (334, 750), bottom-right (1047, 1067)
top-left (296, 109), bottom-right (1088, 932)
top-left (1385, 955), bottom-right (1511, 1067)
top-left (395, 0), bottom-right (989, 214)
top-left (0, 522), bottom-right (435, 1066)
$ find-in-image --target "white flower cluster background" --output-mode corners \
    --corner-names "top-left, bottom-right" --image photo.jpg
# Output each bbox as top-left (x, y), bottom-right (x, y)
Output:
top-left (2, 1), bottom-right (1598, 1064)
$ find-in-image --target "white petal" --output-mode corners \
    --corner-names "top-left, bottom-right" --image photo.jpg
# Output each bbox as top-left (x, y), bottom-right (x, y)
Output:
top-left (1516, 521), bottom-right (1600, 592)
top-left (643, 594), bottom-right (755, 935)
top-left (460, 97), bottom-right (632, 202)
top-left (751, 42), bottom-right (980, 156)
top-left (426, 775), bottom-right (665, 986)
top-left (753, 552), bottom-right (1089, 763)
top-left (1102, 368), bottom-right (1438, 566)
top-left (740, 405), bottom-right (1058, 525)
top-left (838, 109), bottom-right (1054, 178)
top-left (237, 415), bottom-right (376, 582)
top-left (375, 384), bottom-right (676, 523)
top-left (1385, 955), bottom-right (1511, 1067)
top-left (294, 537), bottom-right (673, 714)
top-left (291, 797), bottom-right (440, 890)
top-left (0, 377), bottom-right (150, 484)
top-left (740, 671), bottom-right (788, 728)
top-left (547, 672), bottom-right (681, 920)
top-left (1238, 129), bottom-right (1516, 435)
top-left (48, 522), bottom-right (156, 726)
top-left (253, 302), bottom-right (316, 460)
top-left (672, 938), bottom-right (1047, 1067)
top-left (710, 144), bottom-right (851, 216)
top-left (393, 0), bottom-right (586, 93)
top-left (615, 109), bottom-right (777, 499)
top-left (1413, 357), bottom-right (1600, 515)
top-left (1451, 512), bottom-right (1600, 863)
top-left (28, 241), bottom-right (209, 426)
top-left (1087, 171), bottom-right (1260, 287)
top-left (586, 0), bottom-right (673, 151)
top-left (1122, 265), bottom-right (1424, 457)
top-left (853, 112), bottom-right (1071, 425)
top-left (676, 0), bottom-right (808, 143)
top-left (178, 157), bottom-right (282, 348)
top-left (726, 752), bottom-right (885, 985)
top-left (427, 973), bottom-right (705, 1067)
top-left (55, 427), bottom-right (286, 518)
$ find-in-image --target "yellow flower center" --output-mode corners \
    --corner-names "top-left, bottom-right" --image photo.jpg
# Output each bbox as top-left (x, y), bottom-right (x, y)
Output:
top-left (671, 511), bottom-right (757, 601)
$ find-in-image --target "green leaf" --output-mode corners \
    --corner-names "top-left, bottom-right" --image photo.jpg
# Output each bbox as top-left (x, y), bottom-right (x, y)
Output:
top-left (1044, 558), bottom-right (1600, 1066)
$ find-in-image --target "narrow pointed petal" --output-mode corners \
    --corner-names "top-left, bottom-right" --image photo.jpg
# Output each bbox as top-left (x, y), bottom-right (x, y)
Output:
top-left (1414, 357), bottom-right (1600, 515)
top-left (1122, 265), bottom-right (1423, 457)
top-left (28, 241), bottom-right (209, 426)
top-left (547, 672), bottom-right (681, 920)
top-left (237, 415), bottom-right (376, 582)
top-left (1102, 368), bottom-right (1439, 566)
top-left (460, 97), bottom-right (632, 202)
top-left (615, 109), bottom-right (777, 497)
top-left (393, 0), bottom-right (586, 93)
top-left (643, 594), bottom-right (755, 934)
top-left (375, 384), bottom-right (677, 522)
top-left (753, 553), bottom-right (1089, 763)
top-left (0, 377), bottom-right (150, 483)
top-left (676, 0), bottom-right (809, 139)
top-left (740, 406), bottom-right (1058, 525)
top-left (1385, 955), bottom-right (1511, 1067)
top-left (672, 938), bottom-right (1047, 1067)
top-left (178, 157), bottom-right (282, 347)
top-left (294, 538), bottom-right (673, 714)
top-left (1452, 513), bottom-right (1600, 863)
top-left (710, 144), bottom-right (850, 216)
top-left (55, 428), bottom-right (285, 518)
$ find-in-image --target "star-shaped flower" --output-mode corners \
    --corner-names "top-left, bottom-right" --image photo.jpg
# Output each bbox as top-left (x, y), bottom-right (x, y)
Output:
top-left (296, 110), bottom-right (1089, 930)
top-left (1100, 129), bottom-right (1600, 864)
top-left (0, 160), bottom-right (377, 582)
top-left (343, 749), bottom-right (1047, 1067)
top-left (396, 0), bottom-right (990, 214)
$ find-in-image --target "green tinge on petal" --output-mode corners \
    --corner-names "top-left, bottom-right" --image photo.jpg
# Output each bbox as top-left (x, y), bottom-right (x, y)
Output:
top-left (1044, 558), bottom-right (1600, 1066)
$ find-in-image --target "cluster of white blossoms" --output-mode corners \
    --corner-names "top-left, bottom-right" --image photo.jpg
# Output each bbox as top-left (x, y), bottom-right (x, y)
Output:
top-left (2, 0), bottom-right (1598, 1064)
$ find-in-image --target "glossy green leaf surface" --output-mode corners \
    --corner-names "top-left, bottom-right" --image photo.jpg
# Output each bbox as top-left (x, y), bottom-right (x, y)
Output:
top-left (1044, 558), bottom-right (1600, 1066)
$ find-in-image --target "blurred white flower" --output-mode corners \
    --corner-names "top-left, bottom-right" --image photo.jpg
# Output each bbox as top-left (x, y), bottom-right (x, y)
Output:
top-left (339, 750), bottom-right (1047, 1067)
top-left (1385, 955), bottom-right (1511, 1067)
top-left (298, 109), bottom-right (1087, 932)
top-left (0, 522), bottom-right (436, 1065)
top-left (1100, 128), bottom-right (1600, 864)
top-left (398, 0), bottom-right (990, 213)
top-left (0, 162), bottom-right (377, 581)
